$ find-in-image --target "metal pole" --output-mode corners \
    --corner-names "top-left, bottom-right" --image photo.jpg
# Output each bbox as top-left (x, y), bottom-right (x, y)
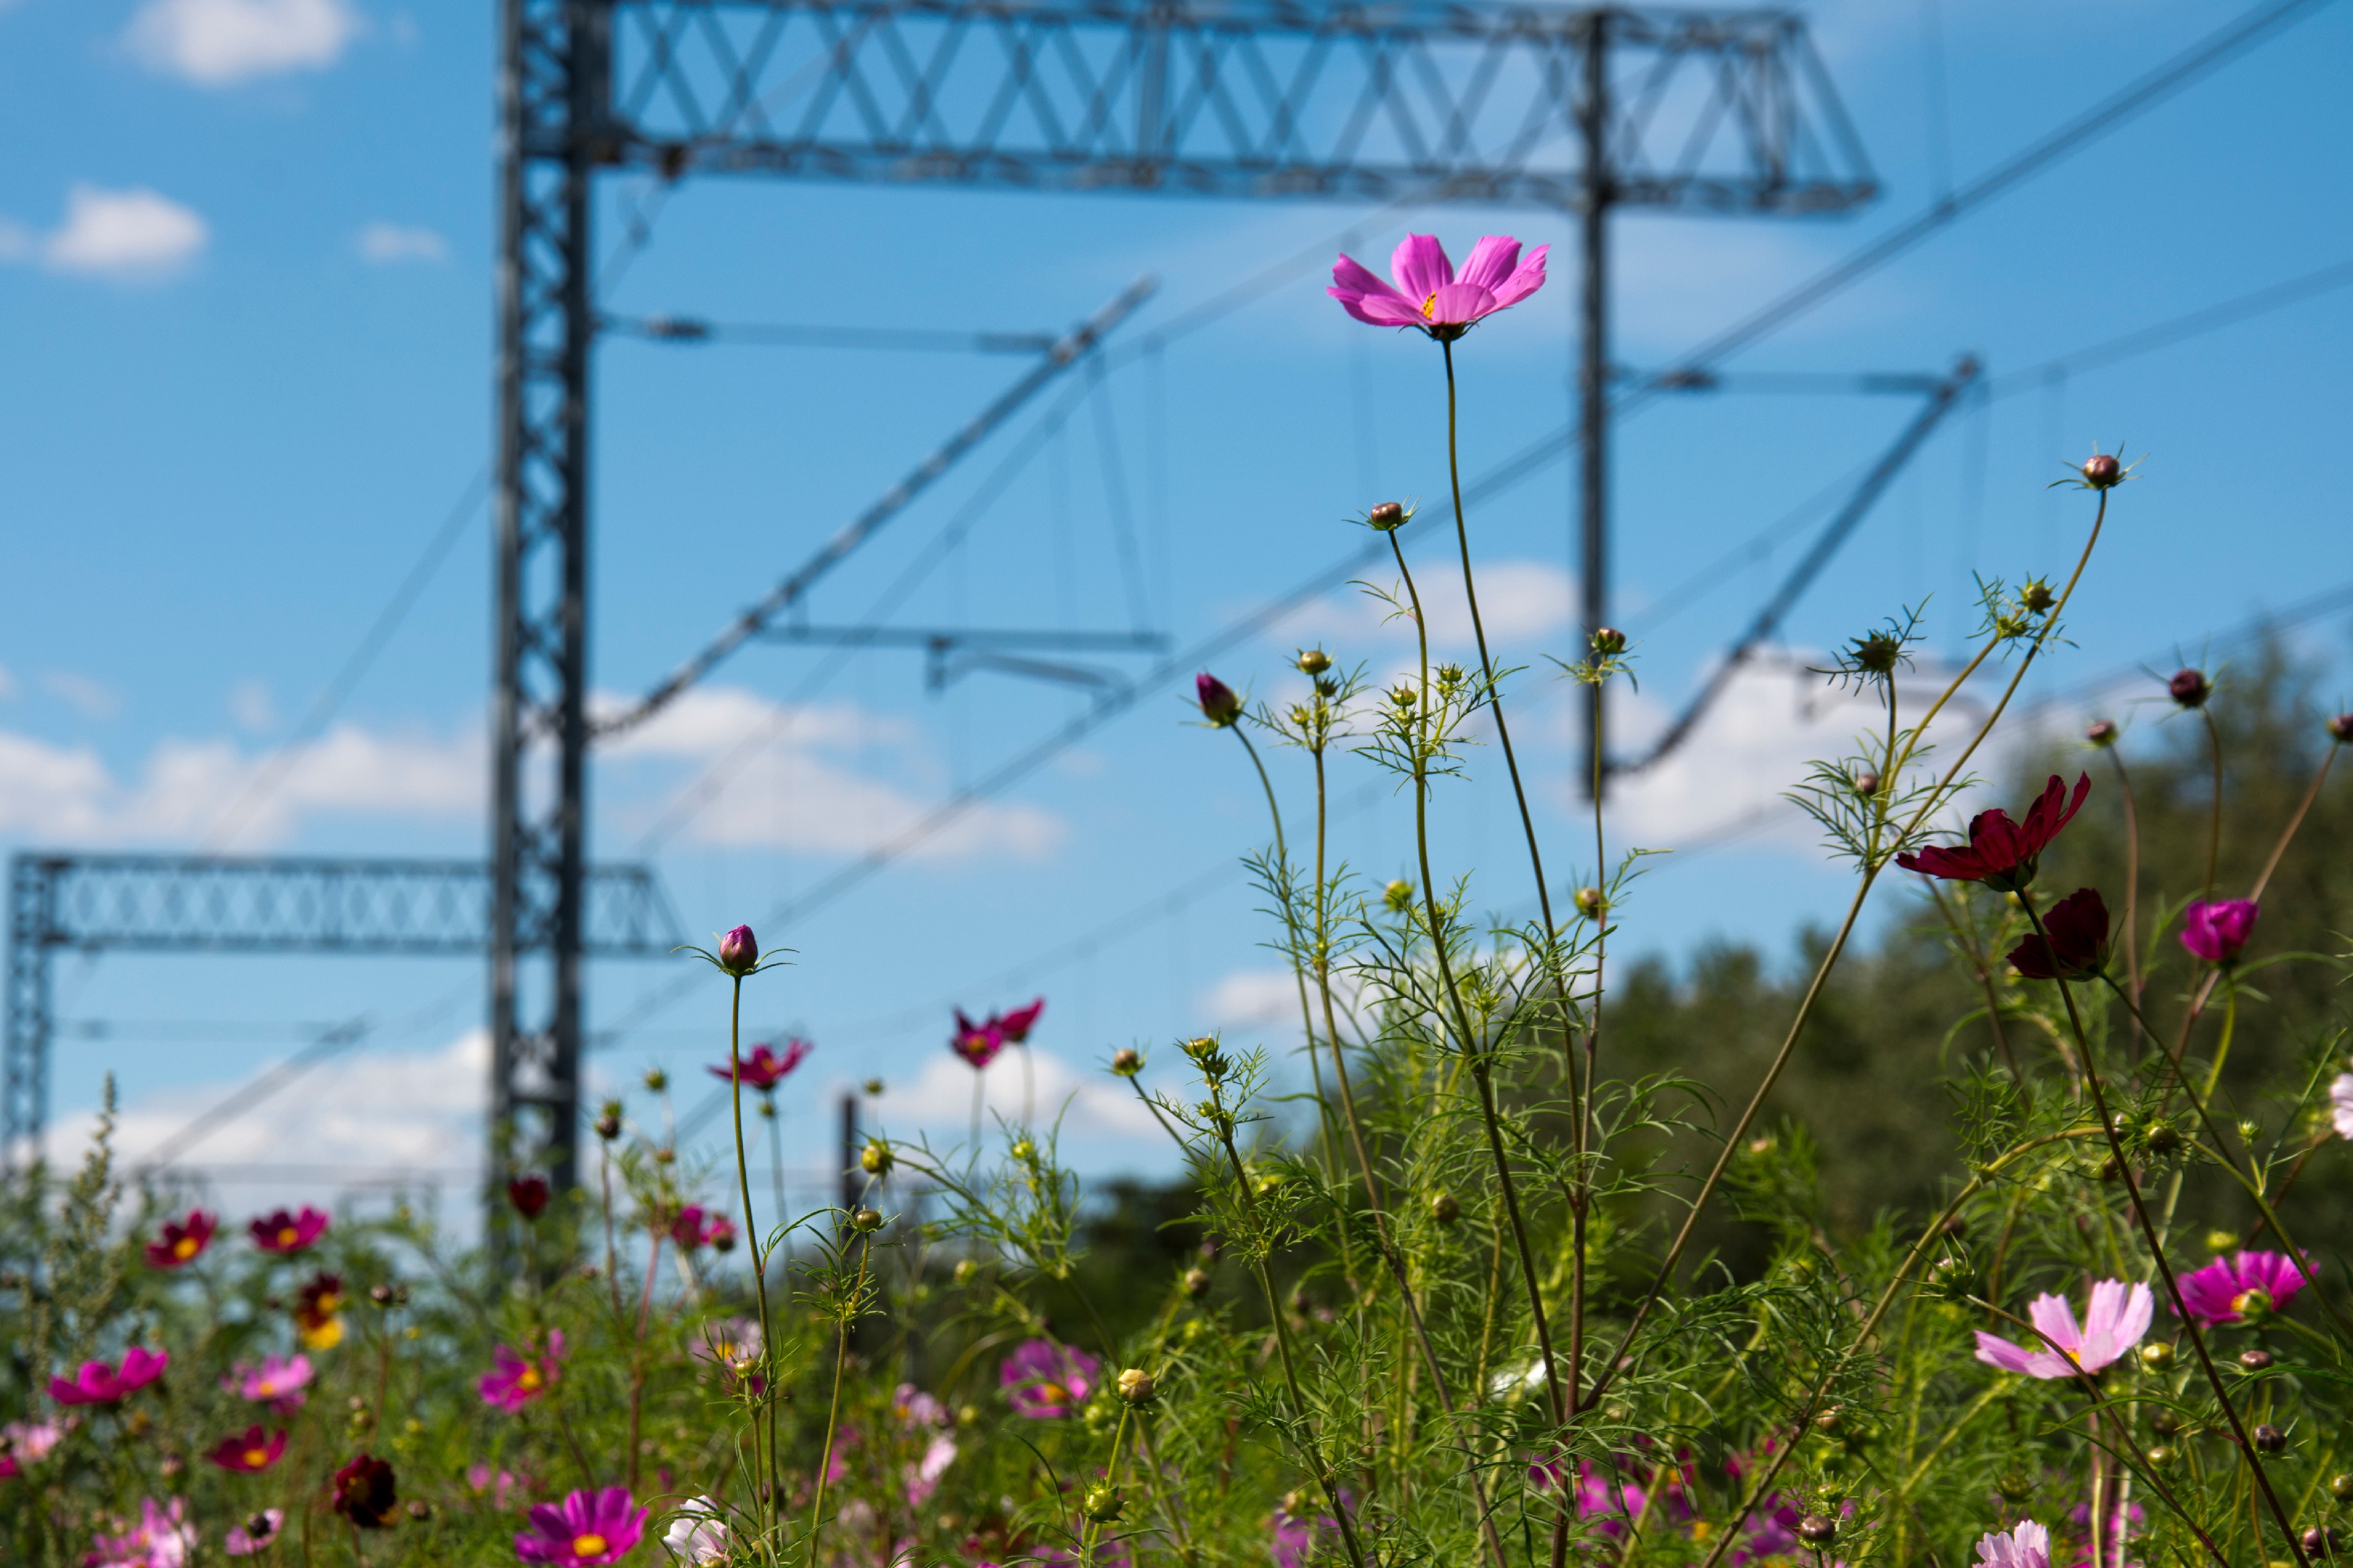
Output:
top-left (3, 856), bottom-right (55, 1167)
top-left (838, 1092), bottom-right (860, 1214)
top-left (489, 0), bottom-right (527, 1209)
top-left (1577, 10), bottom-right (1613, 797)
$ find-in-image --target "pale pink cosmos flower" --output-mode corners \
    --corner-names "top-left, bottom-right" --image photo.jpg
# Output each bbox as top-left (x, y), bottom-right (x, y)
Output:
top-left (662, 1497), bottom-right (729, 1564)
top-left (1975, 1519), bottom-right (2050, 1568)
top-left (1329, 234), bottom-right (1549, 340)
top-left (2331, 1073), bottom-right (2353, 1139)
top-left (88, 1496), bottom-right (196, 1568)
top-left (226, 1352), bottom-right (313, 1416)
top-left (0, 1418), bottom-right (64, 1479)
top-left (225, 1509), bottom-right (285, 1557)
top-left (905, 1434), bottom-right (957, 1508)
top-left (1975, 1281), bottom-right (2152, 1379)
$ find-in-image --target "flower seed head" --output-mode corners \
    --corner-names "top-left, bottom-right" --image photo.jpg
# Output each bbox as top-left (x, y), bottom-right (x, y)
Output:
top-left (1297, 648), bottom-right (1331, 676)
top-left (1110, 1047), bottom-right (1142, 1077)
top-left (1592, 627), bottom-right (1627, 657)
top-left (1118, 1368), bottom-right (1155, 1405)
top-left (717, 923), bottom-right (759, 975)
top-left (2253, 1423), bottom-right (2287, 1454)
top-left (1181, 1267), bottom-right (1211, 1298)
top-left (2241, 1348), bottom-right (2275, 1373)
top-left (1367, 501), bottom-right (1406, 532)
top-left (1429, 1192), bottom-right (1460, 1226)
top-left (851, 1207), bottom-right (884, 1234)
top-left (2081, 451), bottom-right (2123, 488)
top-left (2086, 718), bottom-right (2117, 747)
top-left (2168, 668), bottom-right (2210, 708)
top-left (2330, 714), bottom-right (2353, 744)
top-left (1195, 673), bottom-right (1243, 728)
top-left (861, 1140), bottom-right (893, 1177)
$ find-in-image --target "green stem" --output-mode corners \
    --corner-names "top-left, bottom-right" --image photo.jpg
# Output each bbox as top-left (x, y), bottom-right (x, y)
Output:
top-left (807, 1234), bottom-right (872, 1565)
top-left (725, 975), bottom-right (782, 1543)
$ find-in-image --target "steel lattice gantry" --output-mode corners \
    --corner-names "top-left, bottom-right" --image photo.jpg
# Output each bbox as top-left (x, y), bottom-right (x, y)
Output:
top-left (2, 853), bottom-right (679, 1166)
top-left (495, 0), bottom-right (1876, 1193)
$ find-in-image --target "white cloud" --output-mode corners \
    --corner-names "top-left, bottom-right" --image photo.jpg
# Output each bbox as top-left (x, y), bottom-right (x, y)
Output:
top-left (41, 671), bottom-right (120, 719)
top-left (0, 720), bottom-right (479, 847)
top-left (602, 685), bottom-right (1064, 863)
top-left (230, 679), bottom-right (276, 732)
top-left (355, 222), bottom-right (448, 265)
top-left (38, 185), bottom-right (207, 282)
top-left (125, 0), bottom-right (362, 87)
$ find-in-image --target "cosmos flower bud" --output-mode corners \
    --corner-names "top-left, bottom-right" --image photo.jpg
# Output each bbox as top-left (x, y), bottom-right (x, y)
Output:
top-left (953, 1258), bottom-right (979, 1284)
top-left (2145, 1444), bottom-right (2175, 1467)
top-left (643, 1068), bottom-right (669, 1092)
top-left (1195, 673), bottom-right (1243, 727)
top-left (1995, 1471), bottom-right (2033, 1504)
top-left (1297, 648), bottom-right (1331, 676)
top-left (850, 1208), bottom-right (884, 1234)
top-left (2081, 451), bottom-right (2123, 488)
top-left (2331, 1474), bottom-right (2353, 1502)
top-left (1181, 1267), bottom-right (1211, 1298)
top-left (2139, 1341), bottom-right (2173, 1371)
top-left (861, 1140), bottom-right (893, 1177)
top-left (1367, 501), bottom-right (1406, 531)
top-left (1851, 772), bottom-right (1880, 798)
top-left (1429, 1192), bottom-right (1460, 1225)
top-left (2168, 668), bottom-right (2210, 708)
top-left (1110, 1048), bottom-right (1142, 1077)
top-left (2239, 1348), bottom-right (2275, 1373)
top-left (1591, 627), bottom-right (1626, 656)
top-left (2330, 715), bottom-right (2353, 744)
top-left (1009, 1139), bottom-right (1035, 1163)
top-left (406, 1500), bottom-right (432, 1522)
top-left (1574, 887), bottom-right (1606, 920)
top-left (596, 1102), bottom-right (623, 1140)
top-left (2253, 1423), bottom-right (2286, 1454)
top-left (1796, 1515), bottom-right (1837, 1546)
top-left (864, 1077), bottom-right (885, 1094)
top-left (2303, 1527), bottom-right (2341, 1557)
top-left (718, 924), bottom-right (759, 975)
top-left (2207, 1230), bottom-right (2240, 1252)
top-left (1118, 1369), bottom-right (1155, 1405)
top-left (2019, 579), bottom-right (2056, 614)
top-left (507, 1176), bottom-right (550, 1220)
top-left (2086, 719), bottom-right (2117, 747)
top-left (1384, 880), bottom-right (1413, 912)
top-left (1851, 630), bottom-right (1902, 675)
top-left (1082, 1486), bottom-right (1125, 1523)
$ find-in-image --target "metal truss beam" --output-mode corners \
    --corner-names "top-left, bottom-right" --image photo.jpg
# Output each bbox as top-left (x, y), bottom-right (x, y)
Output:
top-left (3, 853), bottom-right (679, 1165)
top-left (601, 1), bottom-right (1877, 215)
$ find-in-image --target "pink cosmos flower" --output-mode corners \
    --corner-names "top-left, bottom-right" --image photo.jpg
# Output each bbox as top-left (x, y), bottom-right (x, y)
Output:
top-left (663, 1499), bottom-right (730, 1565)
top-left (2175, 1250), bottom-right (2307, 1325)
top-left (894, 1383), bottom-right (949, 1428)
top-left (1975, 1281), bottom-right (2152, 1379)
top-left (1897, 774), bottom-right (2090, 892)
top-left (469, 1463), bottom-right (523, 1509)
top-left (2333, 1074), bottom-right (2353, 1140)
top-left (996, 998), bottom-right (1045, 1044)
top-left (1329, 234), bottom-right (1549, 339)
top-left (479, 1331), bottom-right (566, 1413)
top-left (515, 1486), bottom-right (649, 1566)
top-left (999, 1338), bottom-right (1098, 1418)
top-left (2180, 899), bottom-right (2259, 964)
top-left (952, 1009), bottom-right (1006, 1070)
top-left (668, 1206), bottom-right (733, 1252)
top-left (227, 1352), bottom-right (313, 1414)
top-left (697, 1319), bottom-right (765, 1395)
top-left (905, 1434), bottom-right (957, 1507)
top-left (146, 1209), bottom-right (217, 1270)
top-left (51, 1347), bottom-right (168, 1406)
top-left (248, 1206), bottom-right (330, 1254)
top-left (1977, 1519), bottom-right (2052, 1568)
top-left (88, 1496), bottom-right (195, 1568)
top-left (224, 1509), bottom-right (284, 1557)
top-left (0, 1418), bottom-right (64, 1480)
top-left (708, 1039), bottom-right (812, 1091)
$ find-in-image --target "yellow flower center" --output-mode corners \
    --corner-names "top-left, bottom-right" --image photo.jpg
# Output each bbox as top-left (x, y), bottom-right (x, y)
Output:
top-left (300, 1317), bottom-right (344, 1350)
top-left (244, 1448), bottom-right (269, 1468)
top-left (172, 1236), bottom-right (199, 1260)
top-left (518, 1367), bottom-right (544, 1392)
top-left (1420, 293), bottom-right (1438, 318)
top-left (276, 1227), bottom-right (298, 1247)
top-left (1036, 1381), bottom-right (1068, 1406)
top-left (572, 1533), bottom-right (609, 1557)
top-left (256, 1379), bottom-right (279, 1397)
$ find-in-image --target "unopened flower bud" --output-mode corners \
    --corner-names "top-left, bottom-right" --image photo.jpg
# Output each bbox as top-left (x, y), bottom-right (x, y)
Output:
top-left (2081, 451), bottom-right (2123, 489)
top-left (1429, 1192), bottom-right (1460, 1226)
top-left (1796, 1515), bottom-right (1837, 1547)
top-left (655, 1146), bottom-right (676, 1165)
top-left (406, 1500), bottom-right (433, 1522)
top-left (1181, 1267), bottom-right (1211, 1298)
top-left (1195, 673), bottom-right (1243, 727)
top-left (2331, 715), bottom-right (2353, 744)
top-left (954, 1258), bottom-right (979, 1284)
top-left (1851, 772), bottom-right (1879, 798)
top-left (2142, 1121), bottom-right (2180, 1156)
top-left (851, 1207), bottom-right (883, 1233)
top-left (2304, 1527), bottom-right (2341, 1557)
top-left (2237, 1118), bottom-right (2262, 1144)
top-left (2150, 1411), bottom-right (2183, 1439)
top-left (2139, 1341), bottom-right (2174, 1372)
top-left (1574, 887), bottom-right (1606, 920)
top-left (2330, 1473), bottom-right (2353, 1502)
top-left (1297, 648), bottom-right (1331, 676)
top-left (596, 1102), bottom-right (623, 1141)
top-left (1592, 627), bottom-right (1626, 657)
top-left (1383, 879), bottom-right (1412, 913)
top-left (1009, 1139), bottom-right (1035, 1163)
top-left (1083, 1486), bottom-right (1125, 1523)
top-left (864, 1078), bottom-right (885, 1095)
top-left (1851, 630), bottom-right (1902, 675)
top-left (1110, 1047), bottom-right (1142, 1077)
top-left (717, 923), bottom-right (759, 975)
top-left (2241, 1349), bottom-right (2274, 1372)
top-left (1118, 1368), bottom-right (1155, 1405)
top-left (1812, 1406), bottom-right (1842, 1433)
top-left (2019, 580), bottom-right (2056, 614)
top-left (2144, 1444), bottom-right (2175, 1468)
top-left (861, 1140), bottom-right (893, 1177)
top-left (1367, 501), bottom-right (1406, 532)
top-left (2168, 668), bottom-right (2210, 708)
top-left (2206, 1229), bottom-right (2240, 1253)
top-left (2253, 1423), bottom-right (2286, 1454)
top-left (2086, 719), bottom-right (2118, 747)
top-left (2232, 1286), bottom-right (2274, 1325)
top-left (159, 1453), bottom-right (184, 1479)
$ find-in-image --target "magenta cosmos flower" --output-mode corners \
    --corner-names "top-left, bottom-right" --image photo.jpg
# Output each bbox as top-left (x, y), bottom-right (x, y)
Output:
top-left (1897, 774), bottom-right (2090, 892)
top-left (207, 1424), bottom-right (288, 1474)
top-left (480, 1331), bottom-right (565, 1413)
top-left (227, 1352), bottom-right (313, 1413)
top-left (516, 1486), bottom-right (650, 1566)
top-left (51, 1347), bottom-right (168, 1406)
top-left (1976, 1520), bottom-right (2051, 1568)
top-left (2180, 899), bottom-right (2259, 964)
top-left (1975, 1281), bottom-right (2151, 1379)
top-left (708, 1039), bottom-right (811, 1092)
top-left (2177, 1250), bottom-right (2307, 1325)
top-left (716, 923), bottom-right (758, 974)
top-left (1000, 1338), bottom-right (1098, 1418)
top-left (145, 1209), bottom-right (217, 1270)
top-left (952, 1009), bottom-right (1006, 1070)
top-left (248, 1205), bottom-right (329, 1254)
top-left (1329, 234), bottom-right (1549, 340)
top-left (996, 998), bottom-right (1045, 1044)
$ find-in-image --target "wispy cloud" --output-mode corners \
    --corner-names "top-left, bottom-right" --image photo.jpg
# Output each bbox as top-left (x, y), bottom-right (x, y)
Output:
top-left (41, 671), bottom-right (121, 720)
top-left (26, 185), bottom-right (209, 283)
top-left (125, 0), bottom-right (363, 87)
top-left (355, 222), bottom-right (448, 265)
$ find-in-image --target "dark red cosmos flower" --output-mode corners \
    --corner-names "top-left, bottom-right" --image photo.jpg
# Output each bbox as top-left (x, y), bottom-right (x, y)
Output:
top-left (508, 1176), bottom-right (551, 1220)
top-left (1895, 774), bottom-right (2090, 892)
top-left (996, 998), bottom-right (1045, 1045)
top-left (332, 1453), bottom-right (398, 1528)
top-left (146, 1209), bottom-right (217, 1270)
top-left (249, 1206), bottom-right (329, 1255)
top-left (2008, 887), bottom-right (2111, 981)
top-left (708, 1039), bottom-right (811, 1092)
top-left (206, 1424), bottom-right (287, 1473)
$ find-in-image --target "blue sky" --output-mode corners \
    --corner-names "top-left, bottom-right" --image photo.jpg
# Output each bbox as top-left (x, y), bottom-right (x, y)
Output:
top-left (2, 0), bottom-right (2349, 1221)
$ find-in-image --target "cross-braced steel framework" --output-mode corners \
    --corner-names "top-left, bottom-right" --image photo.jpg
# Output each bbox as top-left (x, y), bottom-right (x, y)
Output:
top-left (513, 0), bottom-right (1878, 1201)
top-left (2, 854), bottom-right (678, 1167)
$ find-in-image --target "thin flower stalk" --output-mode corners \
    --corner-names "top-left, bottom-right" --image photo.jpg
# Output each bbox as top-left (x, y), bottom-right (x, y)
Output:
top-left (806, 1229), bottom-right (873, 1567)
top-left (724, 973), bottom-right (783, 1541)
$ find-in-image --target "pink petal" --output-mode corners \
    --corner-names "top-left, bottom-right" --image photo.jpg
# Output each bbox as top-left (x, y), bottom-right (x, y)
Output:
top-left (2025, 1291), bottom-right (2082, 1354)
top-left (1390, 233), bottom-right (1454, 305)
top-left (1425, 281), bottom-right (1499, 324)
top-left (1328, 287), bottom-right (1427, 327)
top-left (1490, 243), bottom-right (1551, 308)
top-left (1455, 235), bottom-right (1522, 292)
top-left (1972, 1331), bottom-right (2037, 1375)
